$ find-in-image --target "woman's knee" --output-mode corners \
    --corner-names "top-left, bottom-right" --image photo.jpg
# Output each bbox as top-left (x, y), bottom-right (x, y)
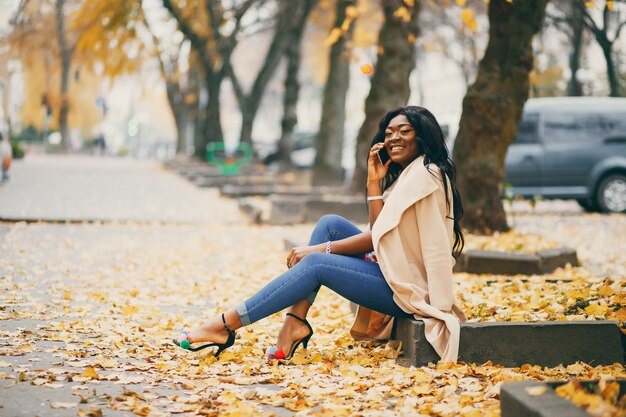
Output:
top-left (315, 214), bottom-right (349, 232)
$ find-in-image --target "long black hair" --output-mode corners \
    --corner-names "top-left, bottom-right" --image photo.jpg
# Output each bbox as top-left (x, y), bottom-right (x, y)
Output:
top-left (369, 106), bottom-right (465, 259)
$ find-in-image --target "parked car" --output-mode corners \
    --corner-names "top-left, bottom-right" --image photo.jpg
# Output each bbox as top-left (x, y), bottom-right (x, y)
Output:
top-left (505, 97), bottom-right (626, 213)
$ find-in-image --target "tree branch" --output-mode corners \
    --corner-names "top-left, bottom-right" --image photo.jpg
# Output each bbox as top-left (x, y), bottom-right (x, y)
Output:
top-left (161, 0), bottom-right (213, 76)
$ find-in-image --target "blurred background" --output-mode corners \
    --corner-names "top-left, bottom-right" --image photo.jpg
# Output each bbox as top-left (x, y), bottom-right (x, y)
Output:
top-left (0, 0), bottom-right (624, 210)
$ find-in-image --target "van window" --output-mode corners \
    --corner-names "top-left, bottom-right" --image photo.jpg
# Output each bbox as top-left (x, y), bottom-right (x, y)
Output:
top-left (543, 113), bottom-right (625, 144)
top-left (513, 113), bottom-right (539, 144)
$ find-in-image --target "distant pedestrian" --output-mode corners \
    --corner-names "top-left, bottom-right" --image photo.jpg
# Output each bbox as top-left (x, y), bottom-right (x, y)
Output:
top-left (173, 106), bottom-right (467, 363)
top-left (0, 132), bottom-right (12, 182)
top-left (94, 134), bottom-right (106, 156)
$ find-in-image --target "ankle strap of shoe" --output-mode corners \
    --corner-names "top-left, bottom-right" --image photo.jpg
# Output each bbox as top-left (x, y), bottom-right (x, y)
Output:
top-left (221, 313), bottom-right (234, 333)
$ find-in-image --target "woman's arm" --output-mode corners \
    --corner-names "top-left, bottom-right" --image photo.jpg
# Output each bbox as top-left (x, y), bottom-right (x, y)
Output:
top-left (286, 231), bottom-right (374, 268)
top-left (367, 142), bottom-right (391, 228)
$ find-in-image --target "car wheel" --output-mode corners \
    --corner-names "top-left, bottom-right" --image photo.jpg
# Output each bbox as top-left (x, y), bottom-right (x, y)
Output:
top-left (576, 198), bottom-right (598, 212)
top-left (596, 174), bottom-right (626, 213)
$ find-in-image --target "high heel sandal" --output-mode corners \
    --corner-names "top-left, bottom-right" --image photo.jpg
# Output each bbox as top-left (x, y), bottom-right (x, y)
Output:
top-left (266, 312), bottom-right (313, 360)
top-left (173, 313), bottom-right (236, 357)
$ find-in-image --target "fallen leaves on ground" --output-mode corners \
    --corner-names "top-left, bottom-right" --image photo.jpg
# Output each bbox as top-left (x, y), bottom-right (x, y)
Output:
top-left (555, 379), bottom-right (626, 417)
top-left (0, 218), bottom-right (625, 416)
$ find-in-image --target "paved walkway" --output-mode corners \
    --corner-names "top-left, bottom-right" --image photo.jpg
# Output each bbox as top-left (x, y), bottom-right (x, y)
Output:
top-left (0, 154), bottom-right (244, 223)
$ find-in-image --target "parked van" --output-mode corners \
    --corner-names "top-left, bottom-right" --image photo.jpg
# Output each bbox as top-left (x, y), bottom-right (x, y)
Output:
top-left (505, 97), bottom-right (626, 212)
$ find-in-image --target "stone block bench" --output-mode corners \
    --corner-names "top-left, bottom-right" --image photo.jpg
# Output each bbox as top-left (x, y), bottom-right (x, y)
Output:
top-left (500, 380), bottom-right (625, 417)
top-left (453, 248), bottom-right (579, 275)
top-left (396, 318), bottom-right (623, 368)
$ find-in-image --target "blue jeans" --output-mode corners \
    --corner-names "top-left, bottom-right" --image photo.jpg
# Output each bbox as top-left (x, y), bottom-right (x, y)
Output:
top-left (236, 215), bottom-right (412, 326)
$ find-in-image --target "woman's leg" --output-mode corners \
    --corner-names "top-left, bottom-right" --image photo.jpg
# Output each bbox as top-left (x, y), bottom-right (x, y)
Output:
top-left (300, 214), bottom-right (364, 306)
top-left (278, 215), bottom-right (365, 351)
top-left (236, 252), bottom-right (412, 329)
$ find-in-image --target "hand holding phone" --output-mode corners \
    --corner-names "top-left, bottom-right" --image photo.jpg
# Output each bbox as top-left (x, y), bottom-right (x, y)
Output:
top-left (377, 146), bottom-right (390, 165)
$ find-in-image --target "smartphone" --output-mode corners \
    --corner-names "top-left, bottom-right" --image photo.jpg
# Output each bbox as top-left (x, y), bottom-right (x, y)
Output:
top-left (377, 146), bottom-right (390, 165)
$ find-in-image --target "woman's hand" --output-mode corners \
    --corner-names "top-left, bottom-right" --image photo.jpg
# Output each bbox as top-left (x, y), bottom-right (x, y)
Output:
top-left (367, 142), bottom-right (391, 183)
top-left (287, 244), bottom-right (325, 268)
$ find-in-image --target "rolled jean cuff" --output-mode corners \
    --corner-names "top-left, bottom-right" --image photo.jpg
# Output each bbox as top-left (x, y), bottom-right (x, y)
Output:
top-left (305, 291), bottom-right (318, 305)
top-left (236, 302), bottom-right (251, 326)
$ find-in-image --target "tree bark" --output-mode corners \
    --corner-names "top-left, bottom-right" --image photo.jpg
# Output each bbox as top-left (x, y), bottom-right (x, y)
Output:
top-left (349, 0), bottom-right (420, 193)
top-left (277, 0), bottom-right (315, 172)
top-left (55, 0), bottom-right (72, 150)
top-left (452, 0), bottom-right (548, 234)
top-left (312, 0), bottom-right (356, 186)
top-left (567, 1), bottom-right (584, 96)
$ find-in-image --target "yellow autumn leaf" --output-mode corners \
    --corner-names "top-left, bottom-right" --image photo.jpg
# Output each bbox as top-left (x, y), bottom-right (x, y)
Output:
top-left (524, 385), bottom-right (548, 396)
top-left (461, 8), bottom-right (477, 32)
top-left (456, 0), bottom-right (467, 6)
top-left (393, 6), bottom-right (412, 23)
top-left (63, 292), bottom-right (72, 300)
top-left (325, 28), bottom-right (343, 46)
top-left (585, 1), bottom-right (595, 8)
top-left (584, 303), bottom-right (608, 316)
top-left (607, 0), bottom-right (613, 10)
top-left (121, 305), bottom-right (139, 315)
top-left (597, 286), bottom-right (614, 297)
top-left (80, 366), bottom-right (100, 380)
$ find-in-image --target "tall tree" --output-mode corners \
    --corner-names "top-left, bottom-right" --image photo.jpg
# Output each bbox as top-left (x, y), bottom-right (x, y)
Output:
top-left (581, 0), bottom-right (626, 97)
top-left (311, 0), bottom-right (357, 186)
top-left (276, 0), bottom-right (316, 171)
top-left (161, 0), bottom-right (258, 155)
top-left (228, 1), bottom-right (310, 145)
top-left (54, 0), bottom-right (73, 149)
top-left (350, 0), bottom-right (420, 193)
top-left (452, 0), bottom-right (548, 234)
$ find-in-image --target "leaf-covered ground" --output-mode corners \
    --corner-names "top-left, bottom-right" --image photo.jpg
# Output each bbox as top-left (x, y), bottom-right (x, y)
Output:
top-left (1, 215), bottom-right (625, 417)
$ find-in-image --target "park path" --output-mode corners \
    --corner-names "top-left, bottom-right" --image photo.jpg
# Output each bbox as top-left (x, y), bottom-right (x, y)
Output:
top-left (0, 154), bottom-right (244, 224)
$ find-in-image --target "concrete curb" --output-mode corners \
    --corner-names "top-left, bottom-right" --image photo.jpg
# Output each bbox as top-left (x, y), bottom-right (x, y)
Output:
top-left (500, 380), bottom-right (626, 417)
top-left (500, 381), bottom-right (592, 417)
top-left (454, 248), bottom-right (579, 275)
top-left (396, 318), bottom-right (623, 367)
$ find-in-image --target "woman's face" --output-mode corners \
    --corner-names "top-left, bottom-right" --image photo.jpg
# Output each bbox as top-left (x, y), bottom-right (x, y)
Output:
top-left (384, 114), bottom-right (420, 168)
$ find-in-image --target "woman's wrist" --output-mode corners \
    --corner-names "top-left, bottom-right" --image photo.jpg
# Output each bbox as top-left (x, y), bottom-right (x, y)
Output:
top-left (367, 182), bottom-right (382, 195)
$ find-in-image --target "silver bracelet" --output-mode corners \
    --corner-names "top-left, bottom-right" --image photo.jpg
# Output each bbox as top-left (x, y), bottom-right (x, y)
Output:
top-left (367, 195), bottom-right (383, 201)
top-left (326, 240), bottom-right (331, 254)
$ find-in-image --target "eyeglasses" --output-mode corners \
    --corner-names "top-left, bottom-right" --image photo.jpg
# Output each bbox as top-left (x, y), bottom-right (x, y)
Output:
top-left (384, 128), bottom-right (414, 140)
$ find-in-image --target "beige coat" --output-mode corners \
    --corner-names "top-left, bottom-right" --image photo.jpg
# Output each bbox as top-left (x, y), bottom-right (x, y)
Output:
top-left (350, 156), bottom-right (466, 362)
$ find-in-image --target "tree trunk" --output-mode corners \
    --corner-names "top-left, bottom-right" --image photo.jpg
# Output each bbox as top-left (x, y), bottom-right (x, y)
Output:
top-left (277, 0), bottom-right (315, 172)
top-left (55, 0), bottom-right (72, 150)
top-left (349, 0), bottom-right (420, 193)
top-left (164, 80), bottom-right (187, 154)
top-left (198, 75), bottom-right (224, 158)
top-left (452, 0), bottom-right (548, 234)
top-left (311, 0), bottom-right (356, 186)
top-left (598, 35), bottom-right (619, 97)
top-left (567, 1), bottom-right (584, 96)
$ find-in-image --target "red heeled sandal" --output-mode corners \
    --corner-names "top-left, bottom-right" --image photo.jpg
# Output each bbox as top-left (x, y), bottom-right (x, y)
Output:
top-left (266, 313), bottom-right (313, 360)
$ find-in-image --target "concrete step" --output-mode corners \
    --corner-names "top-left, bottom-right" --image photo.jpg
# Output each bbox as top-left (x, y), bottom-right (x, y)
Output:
top-left (396, 318), bottom-right (623, 367)
top-left (454, 248), bottom-right (579, 275)
top-left (500, 380), bottom-right (625, 417)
